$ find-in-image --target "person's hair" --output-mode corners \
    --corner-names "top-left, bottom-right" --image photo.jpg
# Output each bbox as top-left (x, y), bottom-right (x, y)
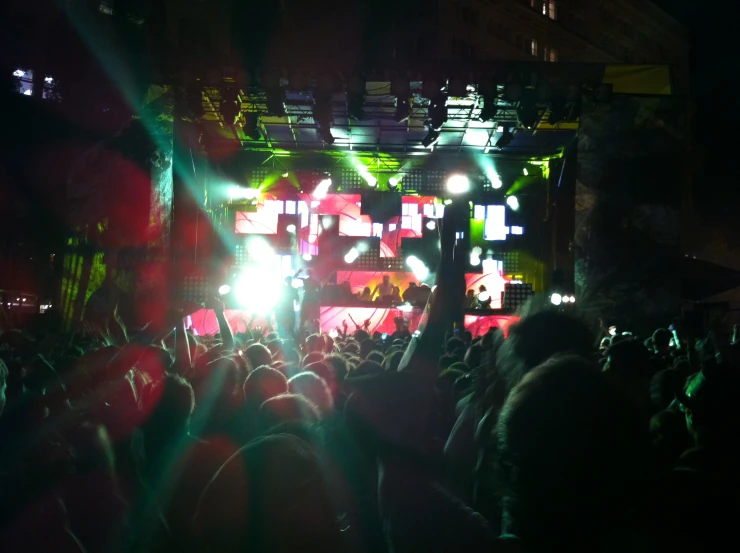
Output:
top-left (245, 343), bottom-right (272, 370)
top-left (496, 311), bottom-right (594, 389)
top-left (445, 337), bottom-right (465, 354)
top-left (244, 365), bottom-right (288, 406)
top-left (305, 334), bottom-right (324, 353)
top-left (288, 371), bottom-right (334, 414)
top-left (258, 393), bottom-right (321, 432)
top-left (302, 351), bottom-right (324, 368)
top-left (366, 351), bottom-right (384, 365)
top-left (323, 354), bottom-right (348, 382)
top-left (463, 343), bottom-right (482, 369)
top-left (354, 360), bottom-right (383, 377)
top-left (383, 350), bottom-right (404, 372)
top-left (142, 374), bottom-right (195, 436)
top-left (495, 355), bottom-right (649, 549)
top-left (360, 338), bottom-right (380, 360)
top-left (341, 342), bottom-right (359, 355)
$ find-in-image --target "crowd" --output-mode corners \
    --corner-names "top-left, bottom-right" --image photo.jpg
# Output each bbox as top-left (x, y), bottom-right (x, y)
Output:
top-left (1, 218), bottom-right (738, 553)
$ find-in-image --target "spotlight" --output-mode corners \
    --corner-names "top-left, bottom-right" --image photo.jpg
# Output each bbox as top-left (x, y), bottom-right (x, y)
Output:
top-left (394, 98), bottom-right (411, 123)
top-left (479, 94), bottom-right (498, 122)
top-left (302, 254), bottom-right (313, 261)
top-left (286, 224), bottom-right (296, 234)
top-left (344, 248), bottom-right (359, 264)
top-left (496, 128), bottom-right (515, 148)
top-left (478, 291), bottom-right (491, 303)
top-left (506, 196), bottom-right (520, 211)
top-left (314, 178), bottom-right (332, 199)
top-left (406, 255), bottom-right (429, 281)
top-left (426, 220), bottom-right (437, 231)
top-left (550, 293), bottom-right (562, 306)
top-left (218, 284), bottom-right (231, 295)
top-left (388, 176), bottom-right (400, 188)
top-left (469, 253), bottom-right (481, 266)
top-left (421, 129), bottom-right (440, 148)
top-left (489, 172), bottom-right (503, 189)
top-left (482, 258), bottom-right (497, 274)
top-left (313, 91), bottom-right (334, 144)
top-left (220, 83), bottom-right (242, 125)
top-left (523, 167), bottom-right (529, 176)
top-left (228, 186), bottom-right (260, 201)
top-left (242, 113), bottom-right (262, 140)
top-left (265, 87), bottom-right (286, 117)
top-left (366, 175), bottom-right (378, 187)
top-left (427, 95), bottom-right (448, 130)
top-left (446, 174), bottom-right (470, 194)
top-left (318, 126), bottom-right (335, 145)
top-left (247, 237), bottom-right (274, 264)
top-left (233, 268), bottom-right (281, 314)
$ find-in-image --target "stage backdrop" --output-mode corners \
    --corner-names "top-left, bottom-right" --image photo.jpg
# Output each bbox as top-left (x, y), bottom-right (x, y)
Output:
top-left (575, 94), bottom-right (688, 330)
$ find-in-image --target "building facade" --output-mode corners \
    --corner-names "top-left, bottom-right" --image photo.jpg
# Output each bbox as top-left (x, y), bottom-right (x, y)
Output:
top-left (438, 0), bottom-right (689, 91)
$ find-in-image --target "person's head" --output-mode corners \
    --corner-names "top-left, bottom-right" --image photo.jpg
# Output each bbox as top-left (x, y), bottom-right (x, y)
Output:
top-left (258, 393), bottom-right (321, 432)
top-left (284, 276), bottom-right (292, 286)
top-left (383, 275), bottom-right (390, 284)
top-left (362, 286), bottom-right (371, 296)
top-left (409, 282), bottom-right (417, 289)
top-left (366, 351), bottom-right (384, 365)
top-left (652, 328), bottom-right (671, 355)
top-left (194, 434), bottom-right (341, 553)
top-left (301, 351), bottom-right (324, 368)
top-left (605, 338), bottom-right (651, 378)
top-left (392, 285), bottom-right (400, 294)
top-left (360, 338), bottom-right (379, 360)
top-left (288, 371), bottom-right (334, 415)
top-left (244, 366), bottom-right (288, 407)
top-left (383, 350), bottom-right (404, 372)
top-left (496, 310), bottom-right (593, 389)
top-left (466, 289), bottom-right (474, 298)
top-left (304, 334), bottom-right (324, 354)
top-left (354, 360), bottom-right (383, 377)
top-left (323, 354), bottom-right (349, 384)
top-left (495, 355), bottom-right (650, 549)
top-left (479, 285), bottom-right (487, 292)
top-left (141, 374), bottom-right (195, 441)
top-left (245, 343), bottom-right (272, 371)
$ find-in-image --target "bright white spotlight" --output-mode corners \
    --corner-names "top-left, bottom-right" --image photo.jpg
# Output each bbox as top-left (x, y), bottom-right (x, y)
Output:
top-left (562, 296), bottom-right (570, 303)
top-left (302, 254), bottom-right (313, 261)
top-left (406, 256), bottom-right (429, 281)
top-left (314, 178), bottom-right (332, 199)
top-left (506, 196), bottom-right (520, 211)
top-left (568, 295), bottom-right (576, 304)
top-left (446, 174), bottom-right (470, 194)
top-left (233, 268), bottom-right (281, 314)
top-left (478, 291), bottom-right (491, 303)
top-left (550, 293), bottom-right (562, 306)
top-left (329, 328), bottom-right (339, 338)
top-left (286, 224), bottom-right (296, 234)
top-left (344, 248), bottom-right (359, 264)
top-left (469, 254), bottom-right (481, 267)
top-left (482, 258), bottom-right (497, 274)
top-left (489, 172), bottom-right (503, 189)
top-left (523, 167), bottom-right (529, 176)
top-left (247, 237), bottom-right (274, 264)
top-left (366, 175), bottom-right (378, 187)
top-left (398, 304), bottom-right (414, 313)
top-left (218, 284), bottom-right (231, 295)
top-left (228, 186), bottom-right (260, 201)
top-left (388, 177), bottom-right (400, 188)
top-left (426, 220), bottom-right (436, 231)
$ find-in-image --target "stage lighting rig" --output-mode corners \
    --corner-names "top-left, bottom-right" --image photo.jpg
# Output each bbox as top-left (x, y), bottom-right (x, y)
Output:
top-left (427, 95), bottom-right (448, 131)
top-left (347, 76), bottom-right (366, 121)
top-left (391, 78), bottom-right (412, 123)
top-left (446, 174), bottom-right (470, 194)
top-left (479, 94), bottom-right (498, 122)
top-left (219, 83), bottom-right (242, 125)
top-left (421, 129), bottom-right (440, 148)
top-left (313, 90), bottom-right (335, 144)
top-left (242, 113), bottom-right (262, 140)
top-left (496, 128), bottom-right (515, 149)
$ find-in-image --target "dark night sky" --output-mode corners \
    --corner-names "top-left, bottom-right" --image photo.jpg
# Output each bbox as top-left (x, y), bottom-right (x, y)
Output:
top-left (653, 1), bottom-right (740, 209)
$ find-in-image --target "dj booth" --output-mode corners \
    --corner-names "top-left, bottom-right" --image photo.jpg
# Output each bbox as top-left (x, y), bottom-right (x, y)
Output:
top-left (187, 304), bottom-right (519, 339)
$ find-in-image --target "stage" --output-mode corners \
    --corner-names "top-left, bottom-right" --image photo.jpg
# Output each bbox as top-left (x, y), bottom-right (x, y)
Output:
top-left (187, 305), bottom-right (519, 339)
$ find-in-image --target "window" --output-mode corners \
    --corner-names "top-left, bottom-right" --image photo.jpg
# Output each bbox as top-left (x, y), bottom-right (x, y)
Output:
top-left (545, 0), bottom-right (557, 20)
top-left (544, 47), bottom-right (558, 62)
top-left (531, 38), bottom-right (538, 57)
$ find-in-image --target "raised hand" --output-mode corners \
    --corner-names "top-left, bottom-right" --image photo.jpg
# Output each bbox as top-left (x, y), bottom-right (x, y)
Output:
top-left (205, 296), bottom-right (225, 313)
